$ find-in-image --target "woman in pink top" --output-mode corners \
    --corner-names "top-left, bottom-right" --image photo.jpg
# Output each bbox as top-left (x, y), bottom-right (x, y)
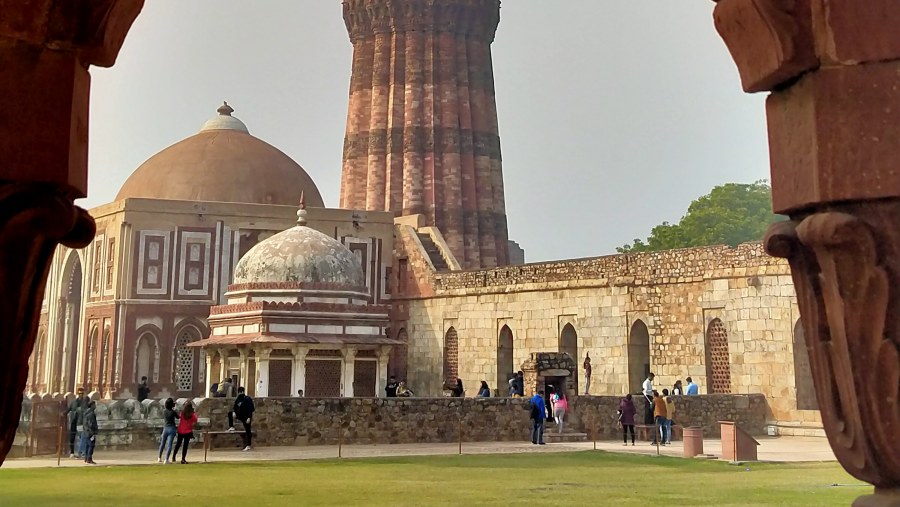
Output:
top-left (171, 400), bottom-right (198, 464)
top-left (551, 390), bottom-right (568, 434)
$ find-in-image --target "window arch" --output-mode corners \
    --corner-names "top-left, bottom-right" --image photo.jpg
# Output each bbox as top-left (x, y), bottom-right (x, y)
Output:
top-left (443, 327), bottom-right (459, 384)
top-left (85, 326), bottom-right (99, 388)
top-left (174, 327), bottom-right (199, 391)
top-left (99, 327), bottom-right (111, 391)
top-left (135, 332), bottom-right (159, 384)
top-left (31, 330), bottom-right (48, 392)
top-left (497, 325), bottom-right (514, 395)
top-left (705, 318), bottom-right (732, 394)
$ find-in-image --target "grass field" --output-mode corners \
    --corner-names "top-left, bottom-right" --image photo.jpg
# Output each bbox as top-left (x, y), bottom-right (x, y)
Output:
top-left (0, 451), bottom-right (866, 506)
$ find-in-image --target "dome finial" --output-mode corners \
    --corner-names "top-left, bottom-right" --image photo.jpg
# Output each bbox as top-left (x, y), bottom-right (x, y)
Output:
top-left (217, 101), bottom-right (234, 116)
top-left (297, 191), bottom-right (308, 226)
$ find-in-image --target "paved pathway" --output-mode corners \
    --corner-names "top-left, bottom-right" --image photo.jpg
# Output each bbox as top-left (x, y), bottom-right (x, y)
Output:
top-left (0, 436), bottom-right (836, 469)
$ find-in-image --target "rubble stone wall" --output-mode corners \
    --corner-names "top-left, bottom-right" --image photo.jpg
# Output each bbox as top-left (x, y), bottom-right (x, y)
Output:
top-left (13, 394), bottom-right (768, 453)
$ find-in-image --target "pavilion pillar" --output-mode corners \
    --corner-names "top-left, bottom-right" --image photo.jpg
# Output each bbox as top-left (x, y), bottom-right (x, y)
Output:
top-left (292, 347), bottom-right (308, 397)
top-left (341, 348), bottom-right (358, 397)
top-left (256, 349), bottom-right (270, 398)
top-left (714, 2), bottom-right (900, 505)
top-left (204, 351), bottom-right (213, 397)
top-left (0, 0), bottom-right (144, 464)
top-left (376, 346), bottom-right (392, 398)
top-left (238, 350), bottom-right (249, 392)
top-left (217, 349), bottom-right (227, 386)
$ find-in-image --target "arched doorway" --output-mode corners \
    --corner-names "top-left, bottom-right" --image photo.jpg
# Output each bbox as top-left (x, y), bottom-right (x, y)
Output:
top-left (56, 252), bottom-right (83, 393)
top-left (793, 319), bottom-right (818, 410)
top-left (497, 325), bottom-right (514, 395)
top-left (30, 330), bottom-right (48, 393)
top-left (173, 326), bottom-right (200, 393)
top-left (559, 323), bottom-right (578, 390)
top-left (135, 331), bottom-right (158, 385)
top-left (443, 327), bottom-right (459, 384)
top-left (705, 318), bottom-right (732, 394)
top-left (627, 320), bottom-right (650, 394)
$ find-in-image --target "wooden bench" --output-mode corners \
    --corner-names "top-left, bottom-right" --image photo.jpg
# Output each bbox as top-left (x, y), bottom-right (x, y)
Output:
top-left (634, 424), bottom-right (683, 442)
top-left (201, 430), bottom-right (258, 462)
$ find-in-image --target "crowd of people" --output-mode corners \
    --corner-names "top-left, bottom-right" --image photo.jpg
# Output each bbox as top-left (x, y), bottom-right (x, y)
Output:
top-left (67, 365), bottom-right (699, 462)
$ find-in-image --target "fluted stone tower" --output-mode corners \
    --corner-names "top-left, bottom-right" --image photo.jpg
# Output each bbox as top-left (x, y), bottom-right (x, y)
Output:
top-left (341, 0), bottom-right (509, 269)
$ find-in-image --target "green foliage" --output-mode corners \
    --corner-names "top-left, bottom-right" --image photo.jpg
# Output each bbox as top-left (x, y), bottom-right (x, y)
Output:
top-left (617, 180), bottom-right (781, 253)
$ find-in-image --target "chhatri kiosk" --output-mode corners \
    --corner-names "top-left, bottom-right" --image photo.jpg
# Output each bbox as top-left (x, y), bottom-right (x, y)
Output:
top-left (190, 199), bottom-right (399, 398)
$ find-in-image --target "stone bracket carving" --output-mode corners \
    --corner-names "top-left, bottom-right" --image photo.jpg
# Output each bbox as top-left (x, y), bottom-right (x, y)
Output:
top-left (0, 182), bottom-right (95, 462)
top-left (765, 211), bottom-right (900, 492)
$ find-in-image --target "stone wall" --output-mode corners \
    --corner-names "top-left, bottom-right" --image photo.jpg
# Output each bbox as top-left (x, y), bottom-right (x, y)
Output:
top-left (13, 394), bottom-right (768, 454)
top-left (395, 241), bottom-right (822, 425)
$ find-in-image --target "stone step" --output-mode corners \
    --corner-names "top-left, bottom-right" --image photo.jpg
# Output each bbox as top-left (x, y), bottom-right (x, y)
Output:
top-left (543, 431), bottom-right (589, 443)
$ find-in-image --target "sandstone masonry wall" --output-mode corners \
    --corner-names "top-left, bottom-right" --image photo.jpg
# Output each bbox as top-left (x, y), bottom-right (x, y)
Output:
top-left (396, 242), bottom-right (821, 425)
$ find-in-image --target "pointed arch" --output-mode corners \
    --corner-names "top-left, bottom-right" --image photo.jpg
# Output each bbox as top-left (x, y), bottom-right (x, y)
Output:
top-left (705, 318), bottom-right (732, 394)
top-left (442, 327), bottom-right (459, 383)
top-left (134, 329), bottom-right (160, 384)
top-left (793, 319), bottom-right (818, 410)
top-left (497, 325), bottom-right (514, 395)
top-left (56, 250), bottom-right (83, 393)
top-left (173, 325), bottom-right (201, 392)
top-left (627, 320), bottom-right (651, 394)
top-left (559, 323), bottom-right (578, 387)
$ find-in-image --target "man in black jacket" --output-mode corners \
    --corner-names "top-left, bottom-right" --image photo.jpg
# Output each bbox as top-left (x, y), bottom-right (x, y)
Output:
top-left (227, 386), bottom-right (255, 451)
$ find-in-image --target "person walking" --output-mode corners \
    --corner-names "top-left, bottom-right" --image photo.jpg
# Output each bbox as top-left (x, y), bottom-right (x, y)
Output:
top-left (672, 379), bottom-right (684, 396)
top-left (529, 390), bottom-right (546, 445)
top-left (67, 388), bottom-right (86, 458)
top-left (514, 371), bottom-right (525, 397)
top-left (228, 386), bottom-right (255, 451)
top-left (77, 394), bottom-right (91, 458)
top-left (137, 376), bottom-right (151, 402)
top-left (652, 390), bottom-right (668, 445)
top-left (83, 401), bottom-right (98, 465)
top-left (157, 398), bottom-right (178, 464)
top-left (477, 381), bottom-right (491, 397)
top-left (551, 390), bottom-right (568, 434)
top-left (618, 394), bottom-right (637, 446)
top-left (686, 377), bottom-right (700, 396)
top-left (171, 400), bottom-right (198, 464)
top-left (663, 389), bottom-right (676, 445)
top-left (642, 373), bottom-right (655, 425)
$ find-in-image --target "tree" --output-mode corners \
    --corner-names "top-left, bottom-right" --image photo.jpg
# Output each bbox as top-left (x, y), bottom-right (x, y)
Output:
top-left (617, 181), bottom-right (781, 253)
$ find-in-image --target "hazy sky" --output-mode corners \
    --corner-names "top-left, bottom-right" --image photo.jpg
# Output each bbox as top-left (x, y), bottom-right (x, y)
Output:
top-left (85, 1), bottom-right (769, 262)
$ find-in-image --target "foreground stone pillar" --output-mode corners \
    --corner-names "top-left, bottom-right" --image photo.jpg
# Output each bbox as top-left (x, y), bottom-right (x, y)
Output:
top-left (713, 1), bottom-right (900, 505)
top-left (0, 0), bottom-right (144, 464)
top-left (292, 347), bottom-right (308, 397)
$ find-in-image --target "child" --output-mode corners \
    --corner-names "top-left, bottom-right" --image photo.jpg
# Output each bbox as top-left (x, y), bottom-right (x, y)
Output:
top-left (171, 400), bottom-right (198, 464)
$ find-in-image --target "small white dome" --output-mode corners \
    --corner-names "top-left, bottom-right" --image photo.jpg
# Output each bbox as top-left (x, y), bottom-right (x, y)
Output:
top-left (233, 223), bottom-right (365, 286)
top-left (200, 102), bottom-right (249, 133)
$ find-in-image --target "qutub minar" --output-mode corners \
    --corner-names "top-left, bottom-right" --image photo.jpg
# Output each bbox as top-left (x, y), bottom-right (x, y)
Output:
top-left (340, 0), bottom-right (509, 269)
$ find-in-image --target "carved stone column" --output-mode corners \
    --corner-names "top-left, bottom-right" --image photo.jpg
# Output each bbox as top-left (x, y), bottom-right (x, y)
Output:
top-left (0, 1), bottom-right (144, 464)
top-left (713, 1), bottom-right (900, 505)
top-left (341, 0), bottom-right (509, 269)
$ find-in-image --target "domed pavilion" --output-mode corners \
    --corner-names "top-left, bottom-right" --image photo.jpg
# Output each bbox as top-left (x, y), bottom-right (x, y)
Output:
top-left (190, 199), bottom-right (398, 398)
top-left (30, 103), bottom-right (394, 400)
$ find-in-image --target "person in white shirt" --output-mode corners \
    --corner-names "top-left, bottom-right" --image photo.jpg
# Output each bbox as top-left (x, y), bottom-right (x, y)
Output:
top-left (642, 373), bottom-right (655, 424)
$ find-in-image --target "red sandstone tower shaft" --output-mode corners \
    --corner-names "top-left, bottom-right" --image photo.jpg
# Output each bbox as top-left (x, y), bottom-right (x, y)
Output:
top-left (341, 0), bottom-right (509, 269)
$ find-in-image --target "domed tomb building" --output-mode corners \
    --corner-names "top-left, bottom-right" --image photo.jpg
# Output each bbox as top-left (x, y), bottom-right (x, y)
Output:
top-left (189, 200), bottom-right (397, 398)
top-left (28, 104), bottom-right (394, 400)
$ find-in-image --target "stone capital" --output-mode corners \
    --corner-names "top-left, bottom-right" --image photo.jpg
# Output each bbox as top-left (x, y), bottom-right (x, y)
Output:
top-left (293, 347), bottom-right (309, 360)
top-left (766, 61), bottom-right (900, 213)
top-left (712, 0), bottom-right (817, 93)
top-left (343, 0), bottom-right (500, 43)
top-left (342, 347), bottom-right (358, 361)
top-left (0, 0), bottom-right (144, 198)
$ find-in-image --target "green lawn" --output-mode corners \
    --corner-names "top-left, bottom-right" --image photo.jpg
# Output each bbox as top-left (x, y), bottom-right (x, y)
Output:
top-left (0, 452), bottom-right (867, 506)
